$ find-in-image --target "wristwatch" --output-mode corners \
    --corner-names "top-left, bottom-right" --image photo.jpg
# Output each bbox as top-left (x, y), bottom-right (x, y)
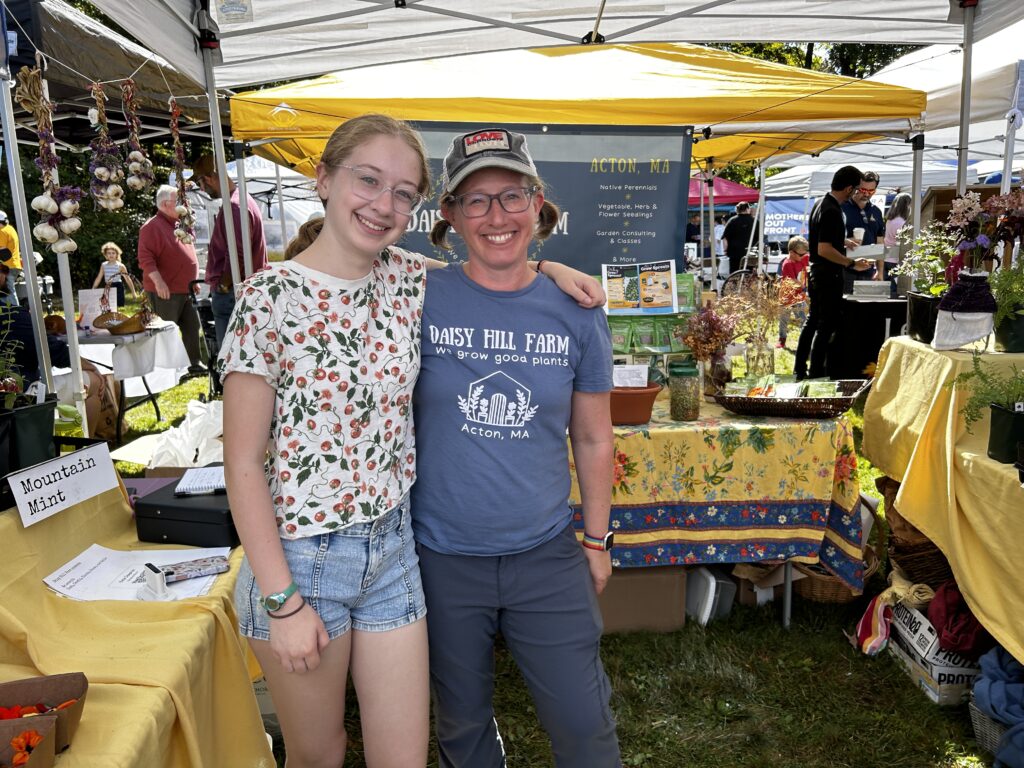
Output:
top-left (582, 531), bottom-right (615, 551)
top-left (260, 582), bottom-right (299, 612)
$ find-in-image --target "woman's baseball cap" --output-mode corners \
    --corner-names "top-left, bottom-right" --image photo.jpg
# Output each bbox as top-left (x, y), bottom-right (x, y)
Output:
top-left (440, 129), bottom-right (538, 198)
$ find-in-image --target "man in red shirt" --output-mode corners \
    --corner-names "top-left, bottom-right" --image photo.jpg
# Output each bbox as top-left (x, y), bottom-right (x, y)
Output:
top-left (191, 155), bottom-right (267, 349)
top-left (137, 184), bottom-right (205, 374)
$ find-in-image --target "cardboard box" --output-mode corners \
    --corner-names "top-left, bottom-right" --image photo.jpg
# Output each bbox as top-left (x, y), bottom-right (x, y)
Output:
top-left (0, 714), bottom-right (57, 768)
top-left (735, 578), bottom-right (784, 607)
top-left (597, 567), bottom-right (687, 634)
top-left (888, 602), bottom-right (980, 705)
top-left (0, 672), bottom-right (88, 752)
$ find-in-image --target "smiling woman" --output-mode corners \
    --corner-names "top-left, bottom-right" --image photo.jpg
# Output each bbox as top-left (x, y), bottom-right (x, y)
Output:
top-left (414, 128), bottom-right (620, 766)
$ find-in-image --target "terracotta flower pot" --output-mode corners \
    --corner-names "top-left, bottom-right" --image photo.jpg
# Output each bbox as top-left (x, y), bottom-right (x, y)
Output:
top-left (610, 383), bottom-right (661, 425)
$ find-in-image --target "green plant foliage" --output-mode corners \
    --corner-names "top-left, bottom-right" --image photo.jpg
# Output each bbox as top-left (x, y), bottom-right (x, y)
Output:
top-left (952, 351), bottom-right (1024, 430)
top-left (991, 257), bottom-right (1024, 328)
top-left (890, 222), bottom-right (958, 295)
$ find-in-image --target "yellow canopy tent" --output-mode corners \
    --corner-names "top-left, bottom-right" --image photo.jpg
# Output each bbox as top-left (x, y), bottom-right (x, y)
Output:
top-left (230, 42), bottom-right (926, 175)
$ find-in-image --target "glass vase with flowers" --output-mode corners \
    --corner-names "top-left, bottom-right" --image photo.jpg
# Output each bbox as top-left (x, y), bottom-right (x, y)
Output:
top-left (678, 301), bottom-right (738, 401)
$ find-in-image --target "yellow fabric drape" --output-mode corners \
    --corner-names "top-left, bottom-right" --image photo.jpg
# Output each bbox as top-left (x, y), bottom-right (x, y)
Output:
top-left (0, 488), bottom-right (273, 767)
top-left (862, 337), bottom-right (1024, 665)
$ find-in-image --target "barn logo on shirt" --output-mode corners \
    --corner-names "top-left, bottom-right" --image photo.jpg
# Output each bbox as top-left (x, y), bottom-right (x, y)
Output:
top-left (458, 371), bottom-right (537, 440)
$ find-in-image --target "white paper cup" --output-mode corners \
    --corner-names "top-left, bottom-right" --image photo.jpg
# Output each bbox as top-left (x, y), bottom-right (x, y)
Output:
top-left (852, 227), bottom-right (865, 242)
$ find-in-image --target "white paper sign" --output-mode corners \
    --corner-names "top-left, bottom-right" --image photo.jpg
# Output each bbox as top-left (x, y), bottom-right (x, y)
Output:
top-left (43, 544), bottom-right (230, 601)
top-left (8, 443), bottom-right (119, 528)
top-left (78, 288), bottom-right (111, 331)
top-left (613, 364), bottom-right (650, 388)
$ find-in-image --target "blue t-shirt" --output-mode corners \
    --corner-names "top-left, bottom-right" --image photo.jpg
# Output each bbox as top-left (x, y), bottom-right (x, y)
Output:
top-left (412, 266), bottom-right (612, 556)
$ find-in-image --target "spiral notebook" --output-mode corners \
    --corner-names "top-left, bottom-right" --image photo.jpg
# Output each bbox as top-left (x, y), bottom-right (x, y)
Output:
top-left (174, 466), bottom-right (227, 497)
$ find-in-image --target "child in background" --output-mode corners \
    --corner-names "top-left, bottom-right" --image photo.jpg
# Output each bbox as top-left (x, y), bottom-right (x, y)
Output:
top-left (91, 242), bottom-right (137, 308)
top-left (778, 235), bottom-right (809, 348)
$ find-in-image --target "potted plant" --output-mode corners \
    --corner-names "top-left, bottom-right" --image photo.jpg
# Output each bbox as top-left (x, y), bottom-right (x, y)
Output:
top-left (0, 307), bottom-right (58, 510)
top-left (679, 300), bottom-right (738, 401)
top-left (891, 222), bottom-right (957, 344)
top-left (991, 255), bottom-right (1024, 352)
top-left (930, 190), bottom-right (1024, 350)
top-left (952, 352), bottom-right (1024, 463)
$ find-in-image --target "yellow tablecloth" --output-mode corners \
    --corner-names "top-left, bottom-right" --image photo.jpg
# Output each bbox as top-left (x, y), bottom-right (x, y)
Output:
top-left (569, 399), bottom-right (866, 590)
top-left (0, 489), bottom-right (273, 768)
top-left (862, 336), bottom-right (1024, 664)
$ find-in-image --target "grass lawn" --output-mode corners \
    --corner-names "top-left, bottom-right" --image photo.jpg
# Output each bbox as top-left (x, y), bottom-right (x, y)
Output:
top-left (117, 347), bottom-right (989, 768)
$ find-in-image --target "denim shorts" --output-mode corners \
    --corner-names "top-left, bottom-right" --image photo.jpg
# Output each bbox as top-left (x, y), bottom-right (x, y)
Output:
top-left (236, 495), bottom-right (426, 641)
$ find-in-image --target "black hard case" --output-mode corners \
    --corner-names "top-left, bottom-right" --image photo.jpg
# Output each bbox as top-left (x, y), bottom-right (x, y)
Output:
top-left (134, 482), bottom-right (239, 548)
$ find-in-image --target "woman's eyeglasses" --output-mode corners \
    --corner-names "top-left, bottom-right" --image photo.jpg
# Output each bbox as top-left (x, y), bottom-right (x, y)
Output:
top-left (449, 187), bottom-right (539, 219)
top-left (339, 165), bottom-right (424, 215)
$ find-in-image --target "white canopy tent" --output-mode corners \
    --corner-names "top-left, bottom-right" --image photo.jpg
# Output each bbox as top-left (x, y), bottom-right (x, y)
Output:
top-left (779, 20), bottom-right (1024, 168)
top-left (85, 1), bottom-right (1024, 90)
top-left (764, 162), bottom-right (979, 199)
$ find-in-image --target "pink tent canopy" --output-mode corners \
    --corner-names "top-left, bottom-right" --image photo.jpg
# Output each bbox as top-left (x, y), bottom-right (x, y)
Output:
top-left (688, 176), bottom-right (760, 206)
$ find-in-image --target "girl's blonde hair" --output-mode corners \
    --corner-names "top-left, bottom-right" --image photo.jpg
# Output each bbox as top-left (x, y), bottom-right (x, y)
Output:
top-left (285, 114), bottom-right (431, 259)
top-left (429, 174), bottom-right (560, 251)
top-left (100, 242), bottom-right (123, 258)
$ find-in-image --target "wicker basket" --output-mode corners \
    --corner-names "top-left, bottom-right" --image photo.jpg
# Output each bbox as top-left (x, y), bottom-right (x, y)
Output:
top-left (92, 310), bottom-right (131, 330)
top-left (969, 694), bottom-right (1008, 756)
top-left (793, 546), bottom-right (880, 604)
top-left (888, 539), bottom-right (953, 589)
top-left (715, 379), bottom-right (871, 419)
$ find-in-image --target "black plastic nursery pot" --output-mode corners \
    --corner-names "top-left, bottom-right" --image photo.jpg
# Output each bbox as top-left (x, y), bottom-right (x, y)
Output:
top-left (988, 402), bottom-right (1024, 464)
top-left (906, 291), bottom-right (941, 344)
top-left (994, 306), bottom-right (1024, 353)
top-left (0, 397), bottom-right (58, 510)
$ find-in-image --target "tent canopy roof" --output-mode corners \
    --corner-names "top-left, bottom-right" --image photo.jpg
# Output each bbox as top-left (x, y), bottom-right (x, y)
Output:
top-left (764, 161), bottom-right (979, 198)
top-left (689, 176), bottom-right (760, 206)
top-left (229, 42), bottom-right (926, 175)
top-left (774, 20), bottom-right (1024, 171)
top-left (3, 0), bottom-right (215, 150)
top-left (85, 0), bottom-right (1024, 91)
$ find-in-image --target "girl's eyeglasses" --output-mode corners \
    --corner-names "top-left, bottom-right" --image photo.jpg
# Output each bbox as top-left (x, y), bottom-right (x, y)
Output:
top-left (339, 165), bottom-right (425, 215)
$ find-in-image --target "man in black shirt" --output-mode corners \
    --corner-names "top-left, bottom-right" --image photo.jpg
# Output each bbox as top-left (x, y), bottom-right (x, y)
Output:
top-left (793, 166), bottom-right (873, 380)
top-left (721, 202), bottom-right (759, 274)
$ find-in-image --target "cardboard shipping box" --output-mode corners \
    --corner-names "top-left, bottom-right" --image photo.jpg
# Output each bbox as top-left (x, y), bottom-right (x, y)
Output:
top-left (888, 602), bottom-right (980, 706)
top-left (598, 567), bottom-right (687, 634)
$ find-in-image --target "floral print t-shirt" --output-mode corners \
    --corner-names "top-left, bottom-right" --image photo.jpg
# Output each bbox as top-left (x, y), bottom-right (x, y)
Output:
top-left (218, 247), bottom-right (424, 538)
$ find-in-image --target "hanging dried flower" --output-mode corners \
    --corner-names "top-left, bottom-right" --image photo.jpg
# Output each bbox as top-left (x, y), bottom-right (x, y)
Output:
top-left (14, 66), bottom-right (83, 255)
top-left (121, 78), bottom-right (155, 192)
top-left (87, 82), bottom-right (125, 211)
top-left (169, 98), bottom-right (196, 244)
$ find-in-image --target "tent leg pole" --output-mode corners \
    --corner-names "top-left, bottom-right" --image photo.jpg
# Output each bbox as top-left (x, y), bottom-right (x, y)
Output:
top-left (233, 142), bottom-right (254, 278)
top-left (275, 163), bottom-right (289, 252)
top-left (910, 134), bottom-right (924, 243)
top-left (199, 12), bottom-right (242, 289)
top-left (0, 52), bottom-right (53, 391)
top-left (757, 161), bottom-right (766, 273)
top-left (1000, 114), bottom-right (1018, 195)
top-left (707, 172), bottom-right (716, 291)
top-left (956, 3), bottom-right (976, 195)
top-left (56, 252), bottom-right (88, 434)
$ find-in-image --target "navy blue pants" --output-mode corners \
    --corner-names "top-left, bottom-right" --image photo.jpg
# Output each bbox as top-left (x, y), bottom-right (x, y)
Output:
top-left (418, 523), bottom-right (621, 768)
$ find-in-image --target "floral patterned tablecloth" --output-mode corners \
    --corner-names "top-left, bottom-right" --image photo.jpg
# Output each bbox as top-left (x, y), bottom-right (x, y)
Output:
top-left (570, 398), bottom-right (867, 591)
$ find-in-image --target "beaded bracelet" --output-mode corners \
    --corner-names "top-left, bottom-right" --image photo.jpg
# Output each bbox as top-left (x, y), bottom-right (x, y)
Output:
top-left (266, 596), bottom-right (306, 619)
